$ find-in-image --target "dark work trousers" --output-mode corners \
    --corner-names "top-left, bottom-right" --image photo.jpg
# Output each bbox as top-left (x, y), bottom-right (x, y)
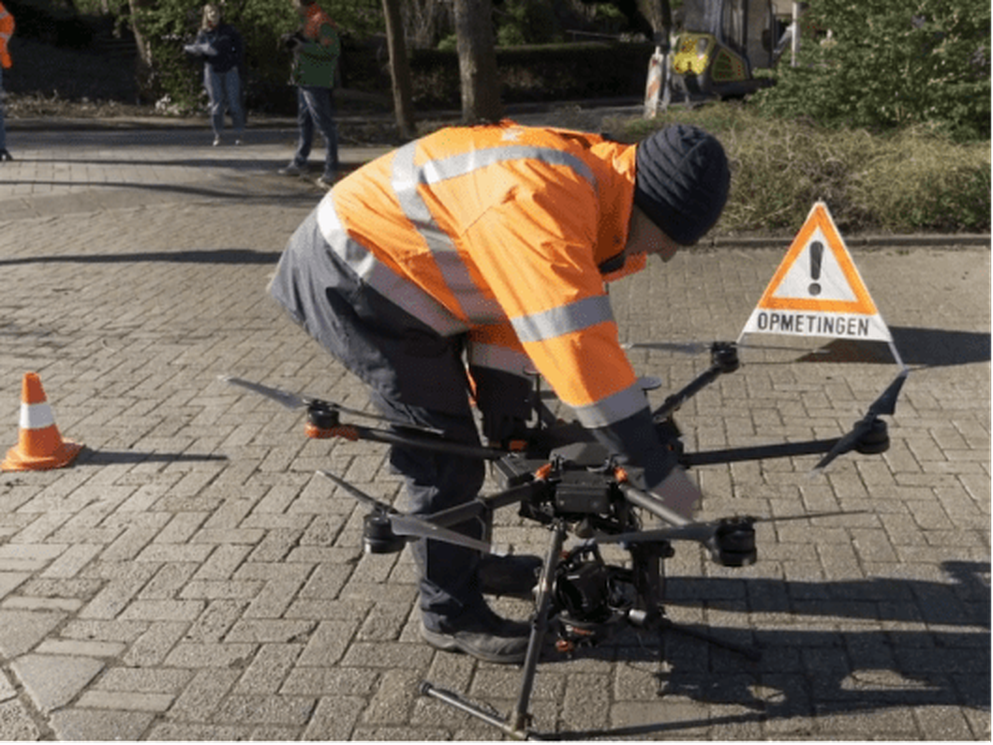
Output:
top-left (269, 209), bottom-right (487, 628)
top-left (292, 86), bottom-right (339, 181)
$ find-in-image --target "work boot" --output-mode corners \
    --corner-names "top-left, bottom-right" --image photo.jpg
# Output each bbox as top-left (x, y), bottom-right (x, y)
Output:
top-left (315, 174), bottom-right (337, 190)
top-left (421, 603), bottom-right (531, 664)
top-left (478, 553), bottom-right (542, 599)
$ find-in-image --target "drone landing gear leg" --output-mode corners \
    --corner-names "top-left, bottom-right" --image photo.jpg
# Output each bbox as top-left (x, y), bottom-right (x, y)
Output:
top-left (510, 518), bottom-right (567, 733)
top-left (421, 519), bottom-right (569, 740)
top-left (629, 542), bottom-right (761, 697)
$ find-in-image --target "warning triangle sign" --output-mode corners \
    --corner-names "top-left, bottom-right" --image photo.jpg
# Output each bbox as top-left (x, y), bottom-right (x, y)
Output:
top-left (740, 202), bottom-right (893, 343)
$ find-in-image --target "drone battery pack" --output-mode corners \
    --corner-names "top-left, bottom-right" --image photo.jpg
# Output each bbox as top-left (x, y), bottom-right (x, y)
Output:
top-left (554, 471), bottom-right (614, 515)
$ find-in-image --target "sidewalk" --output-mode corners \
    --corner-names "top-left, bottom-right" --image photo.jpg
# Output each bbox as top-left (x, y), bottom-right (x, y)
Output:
top-left (5, 110), bottom-right (989, 247)
top-left (0, 124), bottom-right (393, 220)
top-left (0, 120), bottom-right (988, 740)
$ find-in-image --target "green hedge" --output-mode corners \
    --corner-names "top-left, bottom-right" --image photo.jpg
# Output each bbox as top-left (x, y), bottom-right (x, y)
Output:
top-left (3, 0), bottom-right (94, 48)
top-left (343, 42), bottom-right (654, 110)
top-left (751, 0), bottom-right (990, 142)
top-left (3, 0), bottom-right (655, 115)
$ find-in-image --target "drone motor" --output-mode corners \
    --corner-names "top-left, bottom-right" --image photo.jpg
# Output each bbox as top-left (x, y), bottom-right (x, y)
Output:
top-left (855, 417), bottom-right (890, 454)
top-left (307, 402), bottom-right (341, 429)
top-left (362, 512), bottom-right (405, 554)
top-left (706, 517), bottom-right (757, 567)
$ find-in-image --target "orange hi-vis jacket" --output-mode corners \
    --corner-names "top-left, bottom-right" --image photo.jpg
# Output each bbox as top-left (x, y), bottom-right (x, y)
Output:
top-left (0, 2), bottom-right (13, 69)
top-left (316, 121), bottom-right (650, 432)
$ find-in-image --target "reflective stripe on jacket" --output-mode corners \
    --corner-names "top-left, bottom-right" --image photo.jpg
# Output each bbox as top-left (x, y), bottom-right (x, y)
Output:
top-left (314, 121), bottom-right (649, 431)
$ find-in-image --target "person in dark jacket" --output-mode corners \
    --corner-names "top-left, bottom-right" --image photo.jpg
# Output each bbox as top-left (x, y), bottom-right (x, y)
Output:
top-left (184, 4), bottom-right (245, 146)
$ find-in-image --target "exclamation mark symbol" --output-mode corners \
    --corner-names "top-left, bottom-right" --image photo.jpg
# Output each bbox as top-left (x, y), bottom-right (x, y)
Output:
top-left (808, 241), bottom-right (823, 296)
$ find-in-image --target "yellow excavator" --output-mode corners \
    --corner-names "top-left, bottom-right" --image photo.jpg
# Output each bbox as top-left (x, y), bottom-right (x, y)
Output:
top-left (646, 0), bottom-right (798, 112)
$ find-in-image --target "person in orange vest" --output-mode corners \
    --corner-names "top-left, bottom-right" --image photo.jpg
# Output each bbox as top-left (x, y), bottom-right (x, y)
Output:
top-left (277, 0), bottom-right (339, 190)
top-left (0, 0), bottom-right (13, 162)
top-left (269, 121), bottom-right (730, 664)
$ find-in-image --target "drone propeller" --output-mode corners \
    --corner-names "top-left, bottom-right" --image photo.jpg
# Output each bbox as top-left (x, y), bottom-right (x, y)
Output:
top-left (814, 371), bottom-right (907, 472)
top-left (220, 375), bottom-right (444, 436)
top-left (221, 375), bottom-right (310, 409)
top-left (316, 468), bottom-right (393, 512)
top-left (622, 341), bottom-right (715, 355)
top-left (316, 470), bottom-right (503, 555)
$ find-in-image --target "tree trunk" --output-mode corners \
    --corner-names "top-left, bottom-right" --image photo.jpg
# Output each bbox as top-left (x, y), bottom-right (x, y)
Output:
top-left (382, 0), bottom-right (417, 139)
top-left (638, 0), bottom-right (670, 45)
top-left (452, 0), bottom-right (502, 123)
top-left (402, 0), bottom-right (453, 49)
top-left (126, 0), bottom-right (155, 100)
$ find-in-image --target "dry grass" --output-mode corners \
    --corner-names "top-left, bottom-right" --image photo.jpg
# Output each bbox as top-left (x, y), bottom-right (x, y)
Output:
top-left (617, 105), bottom-right (991, 235)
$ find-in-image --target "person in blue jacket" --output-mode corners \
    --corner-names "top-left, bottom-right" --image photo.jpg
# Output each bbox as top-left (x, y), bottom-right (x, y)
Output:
top-left (185, 4), bottom-right (246, 146)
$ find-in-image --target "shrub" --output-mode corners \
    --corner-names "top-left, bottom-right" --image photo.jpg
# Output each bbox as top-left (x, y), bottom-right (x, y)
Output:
top-left (752, 0), bottom-right (991, 141)
top-left (495, 0), bottom-right (563, 46)
top-left (131, 0), bottom-right (381, 110)
top-left (4, 0), bottom-right (94, 48)
top-left (405, 42), bottom-right (654, 109)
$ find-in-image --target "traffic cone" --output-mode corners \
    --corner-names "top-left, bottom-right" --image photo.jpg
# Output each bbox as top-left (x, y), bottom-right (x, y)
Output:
top-left (2, 373), bottom-right (84, 472)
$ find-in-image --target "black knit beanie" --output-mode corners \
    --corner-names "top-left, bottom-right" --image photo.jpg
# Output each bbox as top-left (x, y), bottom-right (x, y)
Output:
top-left (634, 124), bottom-right (730, 245)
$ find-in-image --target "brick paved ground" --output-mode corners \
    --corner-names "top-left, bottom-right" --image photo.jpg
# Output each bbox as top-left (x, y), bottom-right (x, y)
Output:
top-left (0, 120), bottom-right (988, 740)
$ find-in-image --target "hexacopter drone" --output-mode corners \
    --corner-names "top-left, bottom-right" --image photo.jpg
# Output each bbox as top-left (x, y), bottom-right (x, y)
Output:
top-left (221, 341), bottom-right (905, 739)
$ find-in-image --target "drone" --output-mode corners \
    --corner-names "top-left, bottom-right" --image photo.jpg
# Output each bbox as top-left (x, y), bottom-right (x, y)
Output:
top-left (221, 341), bottom-right (906, 739)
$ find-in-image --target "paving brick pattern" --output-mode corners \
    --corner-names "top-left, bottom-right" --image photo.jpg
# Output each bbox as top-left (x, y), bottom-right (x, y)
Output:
top-left (0, 122), bottom-right (988, 740)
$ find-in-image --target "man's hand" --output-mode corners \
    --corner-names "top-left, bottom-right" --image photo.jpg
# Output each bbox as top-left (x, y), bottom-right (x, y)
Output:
top-left (470, 367), bottom-right (532, 446)
top-left (481, 411), bottom-right (528, 446)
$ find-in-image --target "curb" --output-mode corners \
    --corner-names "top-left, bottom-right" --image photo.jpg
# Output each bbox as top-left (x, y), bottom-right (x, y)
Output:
top-left (3, 97), bottom-right (643, 133)
top-left (703, 234), bottom-right (991, 249)
top-left (5, 115), bottom-right (300, 131)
